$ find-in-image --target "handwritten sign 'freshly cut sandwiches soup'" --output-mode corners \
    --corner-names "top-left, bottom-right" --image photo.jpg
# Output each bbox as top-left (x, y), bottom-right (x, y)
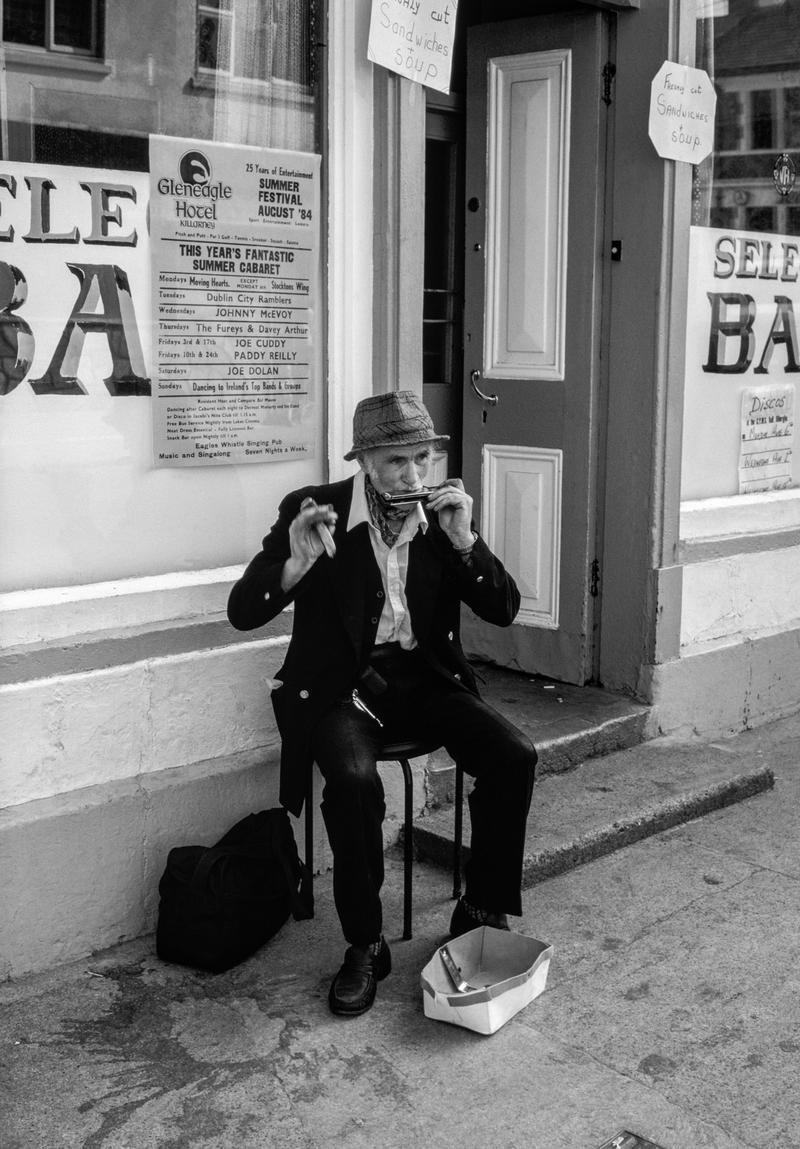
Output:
top-left (368, 0), bottom-right (459, 94)
top-left (648, 60), bottom-right (716, 164)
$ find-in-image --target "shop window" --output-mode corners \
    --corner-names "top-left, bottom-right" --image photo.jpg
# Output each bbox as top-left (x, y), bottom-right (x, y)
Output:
top-left (694, 0), bottom-right (800, 234)
top-left (2, 0), bottom-right (101, 56)
top-left (0, 0), bottom-right (325, 595)
top-left (683, 0), bottom-right (800, 500)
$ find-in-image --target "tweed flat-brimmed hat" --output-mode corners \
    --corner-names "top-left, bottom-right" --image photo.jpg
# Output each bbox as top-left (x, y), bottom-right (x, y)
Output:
top-left (344, 390), bottom-right (449, 461)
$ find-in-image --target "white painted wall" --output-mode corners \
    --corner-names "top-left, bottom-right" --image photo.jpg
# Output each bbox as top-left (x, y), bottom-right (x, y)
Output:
top-left (0, 636), bottom-right (288, 809)
top-left (679, 490), bottom-right (800, 650)
top-left (681, 547), bottom-right (800, 647)
top-left (0, 566), bottom-right (242, 645)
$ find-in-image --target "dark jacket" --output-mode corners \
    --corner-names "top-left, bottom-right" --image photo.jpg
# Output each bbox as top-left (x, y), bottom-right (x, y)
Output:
top-left (227, 476), bottom-right (521, 815)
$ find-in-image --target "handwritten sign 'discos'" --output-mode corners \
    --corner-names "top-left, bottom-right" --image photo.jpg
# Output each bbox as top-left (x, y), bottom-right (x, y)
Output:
top-left (739, 384), bottom-right (794, 494)
top-left (368, 0), bottom-right (459, 95)
top-left (648, 61), bottom-right (716, 164)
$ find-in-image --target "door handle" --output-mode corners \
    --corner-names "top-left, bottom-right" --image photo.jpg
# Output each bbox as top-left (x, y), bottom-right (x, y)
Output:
top-left (470, 369), bottom-right (498, 406)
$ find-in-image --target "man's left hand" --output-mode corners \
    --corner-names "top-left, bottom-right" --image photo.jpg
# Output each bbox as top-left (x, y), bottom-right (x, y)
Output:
top-left (426, 479), bottom-right (474, 549)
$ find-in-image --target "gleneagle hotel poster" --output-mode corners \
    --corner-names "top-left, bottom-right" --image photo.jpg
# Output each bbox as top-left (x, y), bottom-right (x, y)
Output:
top-left (149, 136), bottom-right (321, 467)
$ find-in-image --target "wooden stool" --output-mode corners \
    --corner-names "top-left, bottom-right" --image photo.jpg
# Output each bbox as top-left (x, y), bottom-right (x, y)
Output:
top-left (304, 738), bottom-right (464, 940)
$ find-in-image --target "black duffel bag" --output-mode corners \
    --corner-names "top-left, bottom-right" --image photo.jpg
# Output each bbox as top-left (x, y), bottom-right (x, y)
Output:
top-left (156, 808), bottom-right (313, 973)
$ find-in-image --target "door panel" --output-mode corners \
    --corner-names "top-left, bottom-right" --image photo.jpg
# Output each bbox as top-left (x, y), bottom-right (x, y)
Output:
top-left (482, 444), bottom-right (562, 630)
top-left (484, 49), bottom-right (570, 382)
top-left (462, 13), bottom-right (609, 685)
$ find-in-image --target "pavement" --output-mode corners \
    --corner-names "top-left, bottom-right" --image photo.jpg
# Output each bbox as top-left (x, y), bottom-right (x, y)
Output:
top-left (2, 708), bottom-right (800, 1149)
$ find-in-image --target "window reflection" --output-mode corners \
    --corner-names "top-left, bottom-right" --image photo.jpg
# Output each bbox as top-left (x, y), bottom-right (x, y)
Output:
top-left (1, 1), bottom-right (318, 168)
top-left (3, 0), bottom-right (98, 55)
top-left (695, 0), bottom-right (800, 234)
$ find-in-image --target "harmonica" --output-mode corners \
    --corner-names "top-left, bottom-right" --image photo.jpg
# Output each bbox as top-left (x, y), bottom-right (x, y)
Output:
top-left (381, 487), bottom-right (435, 506)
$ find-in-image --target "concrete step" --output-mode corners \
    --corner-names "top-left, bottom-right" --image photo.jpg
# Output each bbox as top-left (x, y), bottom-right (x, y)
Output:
top-left (425, 664), bottom-right (651, 807)
top-left (413, 732), bottom-right (776, 890)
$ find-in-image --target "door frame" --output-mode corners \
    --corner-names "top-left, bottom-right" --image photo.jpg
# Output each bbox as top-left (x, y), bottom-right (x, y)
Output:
top-left (373, 1), bottom-right (686, 698)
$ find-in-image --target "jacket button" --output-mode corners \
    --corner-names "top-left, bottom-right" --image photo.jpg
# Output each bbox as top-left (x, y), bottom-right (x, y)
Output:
top-left (476, 575), bottom-right (484, 583)
top-left (299, 689), bottom-right (310, 700)
top-left (448, 631), bottom-right (454, 641)
top-left (377, 590), bottom-right (384, 599)
top-left (264, 591), bottom-right (270, 601)
top-left (370, 616), bottom-right (378, 624)
top-left (454, 673), bottom-right (461, 681)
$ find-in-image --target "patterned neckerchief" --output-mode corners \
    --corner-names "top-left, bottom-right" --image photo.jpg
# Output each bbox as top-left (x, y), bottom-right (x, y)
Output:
top-left (364, 473), bottom-right (416, 548)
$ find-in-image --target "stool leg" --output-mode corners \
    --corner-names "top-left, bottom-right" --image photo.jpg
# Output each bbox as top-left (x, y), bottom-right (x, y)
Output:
top-left (305, 767), bottom-right (315, 918)
top-left (452, 763), bottom-right (463, 900)
top-left (399, 758), bottom-right (413, 940)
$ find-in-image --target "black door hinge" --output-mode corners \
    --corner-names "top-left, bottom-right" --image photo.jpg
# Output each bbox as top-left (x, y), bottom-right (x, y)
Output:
top-left (602, 62), bottom-right (616, 107)
top-left (590, 558), bottom-right (600, 598)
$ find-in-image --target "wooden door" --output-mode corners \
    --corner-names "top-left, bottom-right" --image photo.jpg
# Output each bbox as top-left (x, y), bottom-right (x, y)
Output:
top-left (462, 12), bottom-right (611, 684)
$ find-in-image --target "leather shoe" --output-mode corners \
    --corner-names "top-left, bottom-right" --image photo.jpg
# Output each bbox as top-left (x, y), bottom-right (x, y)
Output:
top-left (328, 936), bottom-right (391, 1016)
top-left (449, 897), bottom-right (510, 938)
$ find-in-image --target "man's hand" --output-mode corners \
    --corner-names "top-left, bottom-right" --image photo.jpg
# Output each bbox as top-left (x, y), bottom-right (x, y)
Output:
top-left (281, 497), bottom-right (338, 592)
top-left (425, 479), bottom-right (474, 550)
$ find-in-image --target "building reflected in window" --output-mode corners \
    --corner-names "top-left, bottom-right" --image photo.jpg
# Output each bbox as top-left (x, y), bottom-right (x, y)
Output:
top-left (1, 0), bottom-right (318, 167)
top-left (695, 0), bottom-right (800, 234)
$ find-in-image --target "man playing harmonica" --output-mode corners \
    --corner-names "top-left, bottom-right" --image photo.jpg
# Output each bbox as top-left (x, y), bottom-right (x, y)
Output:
top-left (227, 391), bottom-right (537, 1016)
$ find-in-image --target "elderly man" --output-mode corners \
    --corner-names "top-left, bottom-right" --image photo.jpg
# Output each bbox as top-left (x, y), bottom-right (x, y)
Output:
top-left (227, 391), bottom-right (536, 1016)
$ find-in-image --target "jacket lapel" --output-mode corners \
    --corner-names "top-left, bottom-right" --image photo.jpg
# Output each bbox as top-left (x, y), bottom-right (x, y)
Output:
top-left (328, 480), bottom-right (381, 663)
top-left (331, 522), bottom-right (379, 660)
top-left (406, 526), bottom-right (443, 648)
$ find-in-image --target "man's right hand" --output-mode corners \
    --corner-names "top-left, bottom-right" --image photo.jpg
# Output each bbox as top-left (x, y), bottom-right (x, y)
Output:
top-left (280, 497), bottom-right (338, 592)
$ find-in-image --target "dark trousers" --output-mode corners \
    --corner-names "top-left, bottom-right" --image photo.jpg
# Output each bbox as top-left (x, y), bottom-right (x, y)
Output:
top-left (309, 645), bottom-right (537, 946)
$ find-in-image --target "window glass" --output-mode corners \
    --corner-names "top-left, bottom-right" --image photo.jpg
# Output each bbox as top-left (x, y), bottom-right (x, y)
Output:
top-left (422, 115), bottom-right (464, 478)
top-left (423, 138), bottom-right (459, 388)
top-left (54, 1), bottom-right (96, 51)
top-left (3, 0), bottom-right (48, 49)
top-left (2, 0), bottom-right (319, 168)
top-left (4, 0), bottom-right (97, 54)
top-left (694, 0), bottom-right (800, 235)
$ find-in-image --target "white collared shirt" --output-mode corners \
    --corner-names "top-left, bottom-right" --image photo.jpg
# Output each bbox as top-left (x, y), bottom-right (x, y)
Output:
top-left (347, 470), bottom-right (428, 650)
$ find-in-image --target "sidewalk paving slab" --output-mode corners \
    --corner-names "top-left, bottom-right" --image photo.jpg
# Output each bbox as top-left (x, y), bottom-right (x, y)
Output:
top-left (0, 855), bottom-right (762, 1149)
